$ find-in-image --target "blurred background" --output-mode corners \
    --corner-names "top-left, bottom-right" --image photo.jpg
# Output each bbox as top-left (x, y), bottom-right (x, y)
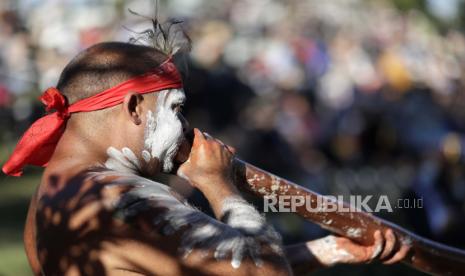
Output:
top-left (1, 0), bottom-right (465, 275)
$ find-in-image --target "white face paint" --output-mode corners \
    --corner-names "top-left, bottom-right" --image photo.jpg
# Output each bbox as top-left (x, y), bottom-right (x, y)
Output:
top-left (104, 89), bottom-right (186, 175)
top-left (144, 89), bottom-right (186, 173)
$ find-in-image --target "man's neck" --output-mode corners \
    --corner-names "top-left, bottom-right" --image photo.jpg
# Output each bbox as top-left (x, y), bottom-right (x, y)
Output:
top-left (44, 127), bottom-right (110, 179)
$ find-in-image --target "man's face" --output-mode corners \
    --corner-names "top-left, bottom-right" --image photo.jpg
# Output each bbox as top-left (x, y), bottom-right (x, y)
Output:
top-left (104, 89), bottom-right (189, 176)
top-left (143, 89), bottom-right (188, 174)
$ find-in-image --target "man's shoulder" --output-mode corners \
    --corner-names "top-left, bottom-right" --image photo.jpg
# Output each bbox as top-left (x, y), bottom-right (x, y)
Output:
top-left (87, 170), bottom-right (187, 211)
top-left (34, 169), bottom-right (198, 274)
top-left (36, 169), bottom-right (186, 226)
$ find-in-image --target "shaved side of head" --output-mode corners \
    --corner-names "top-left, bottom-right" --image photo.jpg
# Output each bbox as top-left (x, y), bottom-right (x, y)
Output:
top-left (55, 42), bottom-right (170, 142)
top-left (57, 42), bottom-right (168, 104)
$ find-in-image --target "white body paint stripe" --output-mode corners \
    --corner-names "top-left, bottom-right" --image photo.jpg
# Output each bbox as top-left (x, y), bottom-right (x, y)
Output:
top-left (91, 171), bottom-right (283, 269)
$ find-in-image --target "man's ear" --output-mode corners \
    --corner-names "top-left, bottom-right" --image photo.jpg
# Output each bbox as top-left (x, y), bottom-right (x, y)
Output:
top-left (122, 92), bottom-right (144, 125)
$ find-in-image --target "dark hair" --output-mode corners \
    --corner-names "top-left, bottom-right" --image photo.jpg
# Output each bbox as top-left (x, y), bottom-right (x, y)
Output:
top-left (57, 42), bottom-right (168, 104)
top-left (57, 8), bottom-right (191, 104)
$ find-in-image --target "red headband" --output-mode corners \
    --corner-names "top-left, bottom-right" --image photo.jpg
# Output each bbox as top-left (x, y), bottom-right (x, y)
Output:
top-left (2, 58), bottom-right (183, 176)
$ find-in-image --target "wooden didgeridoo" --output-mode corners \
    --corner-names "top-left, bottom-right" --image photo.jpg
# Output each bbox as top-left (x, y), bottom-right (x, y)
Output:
top-left (230, 159), bottom-right (465, 276)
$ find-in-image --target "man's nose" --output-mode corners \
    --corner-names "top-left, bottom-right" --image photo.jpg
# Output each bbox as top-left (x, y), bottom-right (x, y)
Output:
top-left (180, 115), bottom-right (189, 134)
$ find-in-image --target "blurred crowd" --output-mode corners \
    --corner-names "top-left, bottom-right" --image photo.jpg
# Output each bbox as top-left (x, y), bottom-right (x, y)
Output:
top-left (2, 0), bottom-right (465, 250)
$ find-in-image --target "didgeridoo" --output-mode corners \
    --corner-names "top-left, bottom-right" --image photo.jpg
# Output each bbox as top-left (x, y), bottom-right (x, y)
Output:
top-left (175, 131), bottom-right (465, 275)
top-left (231, 159), bottom-right (465, 276)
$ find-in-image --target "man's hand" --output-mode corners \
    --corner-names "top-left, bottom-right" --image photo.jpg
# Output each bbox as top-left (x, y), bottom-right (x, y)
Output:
top-left (307, 229), bottom-right (411, 267)
top-left (177, 128), bottom-right (239, 218)
top-left (177, 128), bottom-right (236, 189)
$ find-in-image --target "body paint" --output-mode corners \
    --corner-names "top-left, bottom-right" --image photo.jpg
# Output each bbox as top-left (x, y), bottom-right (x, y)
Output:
top-left (220, 196), bottom-right (283, 268)
top-left (104, 89), bottom-right (185, 175)
top-left (92, 171), bottom-right (282, 269)
top-left (346, 227), bottom-right (362, 238)
top-left (144, 89), bottom-right (186, 173)
top-left (104, 147), bottom-right (141, 174)
top-left (307, 235), bottom-right (355, 266)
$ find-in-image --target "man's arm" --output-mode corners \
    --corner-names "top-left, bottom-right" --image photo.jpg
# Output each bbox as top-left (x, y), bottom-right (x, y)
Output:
top-left (171, 129), bottom-right (411, 275)
top-left (99, 128), bottom-right (291, 275)
top-left (96, 171), bottom-right (290, 275)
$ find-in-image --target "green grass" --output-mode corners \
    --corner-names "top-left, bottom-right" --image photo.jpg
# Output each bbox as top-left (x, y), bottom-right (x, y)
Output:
top-left (0, 172), bottom-right (41, 276)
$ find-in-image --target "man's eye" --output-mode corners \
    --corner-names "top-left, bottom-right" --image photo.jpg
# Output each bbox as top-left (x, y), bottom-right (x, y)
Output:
top-left (173, 103), bottom-right (184, 113)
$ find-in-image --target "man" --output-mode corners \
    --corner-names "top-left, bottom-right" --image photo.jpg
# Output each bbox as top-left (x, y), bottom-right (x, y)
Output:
top-left (4, 40), bottom-right (410, 275)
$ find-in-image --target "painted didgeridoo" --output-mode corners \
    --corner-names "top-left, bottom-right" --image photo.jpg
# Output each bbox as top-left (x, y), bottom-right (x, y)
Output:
top-left (231, 159), bottom-right (465, 276)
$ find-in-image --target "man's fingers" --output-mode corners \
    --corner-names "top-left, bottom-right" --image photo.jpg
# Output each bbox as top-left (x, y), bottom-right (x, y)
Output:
top-left (219, 142), bottom-right (236, 155)
top-left (383, 243), bottom-right (410, 264)
top-left (214, 139), bottom-right (236, 154)
top-left (214, 138), bottom-right (225, 147)
top-left (194, 130), bottom-right (236, 156)
top-left (203, 132), bottom-right (213, 140)
top-left (368, 230), bottom-right (384, 261)
top-left (193, 128), bottom-right (205, 147)
top-left (226, 145), bottom-right (236, 154)
top-left (379, 229), bottom-right (396, 260)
